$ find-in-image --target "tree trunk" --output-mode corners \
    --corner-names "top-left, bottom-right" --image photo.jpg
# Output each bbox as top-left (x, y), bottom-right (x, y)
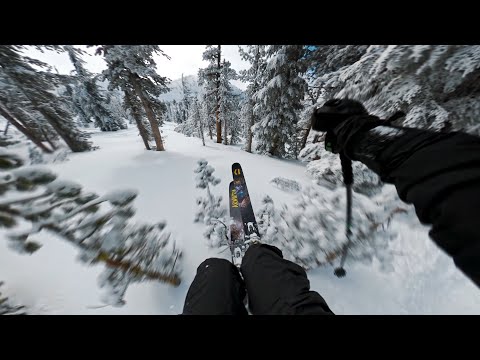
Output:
top-left (300, 123), bottom-right (311, 150)
top-left (39, 126), bottom-right (57, 151)
top-left (197, 109), bottom-right (205, 146)
top-left (40, 107), bottom-right (90, 152)
top-left (246, 101), bottom-right (254, 153)
top-left (4, 121), bottom-right (10, 135)
top-left (124, 91), bottom-right (151, 150)
top-left (130, 73), bottom-right (165, 151)
top-left (0, 103), bottom-right (53, 153)
top-left (208, 121), bottom-right (213, 139)
top-left (246, 46), bottom-right (261, 154)
top-left (18, 94), bottom-right (90, 152)
top-left (269, 134), bottom-right (279, 157)
top-left (215, 45), bottom-right (222, 143)
top-left (223, 118), bottom-right (228, 145)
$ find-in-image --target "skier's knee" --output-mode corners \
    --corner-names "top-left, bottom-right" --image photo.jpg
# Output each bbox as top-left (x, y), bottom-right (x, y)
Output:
top-left (246, 243), bottom-right (283, 258)
top-left (197, 257), bottom-right (236, 274)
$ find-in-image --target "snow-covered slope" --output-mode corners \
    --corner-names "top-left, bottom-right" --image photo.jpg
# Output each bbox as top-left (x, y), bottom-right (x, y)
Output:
top-left (1, 123), bottom-right (479, 314)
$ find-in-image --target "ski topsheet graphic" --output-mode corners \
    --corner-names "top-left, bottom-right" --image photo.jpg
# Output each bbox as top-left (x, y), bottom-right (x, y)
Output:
top-left (231, 163), bottom-right (260, 240)
top-left (228, 163), bottom-right (261, 267)
top-left (229, 181), bottom-right (245, 267)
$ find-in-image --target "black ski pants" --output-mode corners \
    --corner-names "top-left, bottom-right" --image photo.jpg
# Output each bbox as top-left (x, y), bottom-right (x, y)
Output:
top-left (182, 244), bottom-right (334, 315)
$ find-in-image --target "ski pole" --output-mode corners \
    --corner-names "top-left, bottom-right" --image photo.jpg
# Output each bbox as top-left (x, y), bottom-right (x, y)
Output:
top-left (333, 111), bottom-right (405, 277)
top-left (334, 153), bottom-right (353, 277)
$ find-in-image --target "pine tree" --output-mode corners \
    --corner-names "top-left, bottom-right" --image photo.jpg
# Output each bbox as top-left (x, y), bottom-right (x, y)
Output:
top-left (98, 45), bottom-right (170, 150)
top-left (198, 45), bottom-right (222, 143)
top-left (179, 74), bottom-right (192, 124)
top-left (334, 45), bottom-right (480, 134)
top-left (194, 98), bottom-right (206, 146)
top-left (176, 97), bottom-right (206, 145)
top-left (193, 159), bottom-right (227, 248)
top-left (0, 147), bottom-right (182, 306)
top-left (302, 45), bottom-right (480, 198)
top-left (239, 45), bottom-right (267, 152)
top-left (259, 186), bottom-right (406, 271)
top-left (218, 60), bottom-right (237, 145)
top-left (0, 46), bottom-right (92, 152)
top-left (254, 46), bottom-right (307, 158)
top-left (105, 89), bottom-right (133, 126)
top-left (124, 89), bottom-right (153, 150)
top-left (65, 46), bottom-right (126, 132)
top-left (228, 95), bottom-right (242, 145)
top-left (0, 88), bottom-right (57, 154)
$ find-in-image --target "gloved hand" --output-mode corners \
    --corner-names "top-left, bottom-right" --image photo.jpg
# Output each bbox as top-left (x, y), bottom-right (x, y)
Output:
top-left (311, 98), bottom-right (384, 155)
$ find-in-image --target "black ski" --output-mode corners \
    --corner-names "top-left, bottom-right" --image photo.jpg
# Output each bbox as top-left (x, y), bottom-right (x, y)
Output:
top-left (231, 163), bottom-right (260, 240)
top-left (229, 181), bottom-right (245, 267)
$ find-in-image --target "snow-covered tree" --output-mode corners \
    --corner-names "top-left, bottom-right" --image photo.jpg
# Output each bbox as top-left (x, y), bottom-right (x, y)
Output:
top-left (104, 90), bottom-right (133, 127)
top-left (98, 45), bottom-right (170, 150)
top-left (256, 195), bottom-right (279, 245)
top-left (297, 46), bottom-right (370, 151)
top-left (218, 60), bottom-right (238, 145)
top-left (0, 148), bottom-right (182, 306)
top-left (176, 97), bottom-right (205, 145)
top-left (198, 45), bottom-right (222, 143)
top-left (193, 98), bottom-right (206, 146)
top-left (301, 45), bottom-right (480, 200)
top-left (0, 95), bottom-right (57, 154)
top-left (228, 96), bottom-right (242, 145)
top-left (259, 186), bottom-right (407, 271)
top-left (254, 45), bottom-right (307, 158)
top-left (238, 45), bottom-right (267, 152)
top-left (0, 46), bottom-right (92, 153)
top-left (305, 45), bottom-right (480, 135)
top-left (65, 46), bottom-right (126, 132)
top-left (193, 159), bottom-right (227, 248)
top-left (332, 45), bottom-right (480, 135)
top-left (179, 74), bottom-right (193, 124)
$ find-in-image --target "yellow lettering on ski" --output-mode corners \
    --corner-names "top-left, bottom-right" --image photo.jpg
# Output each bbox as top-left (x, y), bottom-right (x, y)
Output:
top-left (231, 189), bottom-right (239, 208)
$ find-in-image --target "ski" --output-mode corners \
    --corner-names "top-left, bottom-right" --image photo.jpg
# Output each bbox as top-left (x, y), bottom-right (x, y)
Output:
top-left (229, 181), bottom-right (246, 267)
top-left (231, 163), bottom-right (261, 241)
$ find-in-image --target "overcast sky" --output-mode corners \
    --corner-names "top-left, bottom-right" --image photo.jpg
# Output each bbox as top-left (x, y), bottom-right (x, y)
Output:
top-left (23, 45), bottom-right (249, 90)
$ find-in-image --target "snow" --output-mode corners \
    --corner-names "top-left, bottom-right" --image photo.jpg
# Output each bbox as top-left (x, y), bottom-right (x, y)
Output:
top-left (270, 177), bottom-right (301, 193)
top-left (1, 122), bottom-right (479, 314)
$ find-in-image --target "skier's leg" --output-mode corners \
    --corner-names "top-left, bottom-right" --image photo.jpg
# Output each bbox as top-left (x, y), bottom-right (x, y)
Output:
top-left (240, 244), bottom-right (334, 315)
top-left (183, 258), bottom-right (247, 315)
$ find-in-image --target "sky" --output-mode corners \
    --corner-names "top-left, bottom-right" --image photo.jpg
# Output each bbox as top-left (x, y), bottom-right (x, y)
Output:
top-left (23, 45), bottom-right (249, 90)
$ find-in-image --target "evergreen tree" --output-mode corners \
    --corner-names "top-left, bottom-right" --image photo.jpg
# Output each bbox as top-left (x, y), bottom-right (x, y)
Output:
top-left (238, 45), bottom-right (267, 152)
top-left (179, 74), bottom-right (192, 124)
top-left (0, 147), bottom-right (182, 306)
top-left (335, 45), bottom-right (480, 134)
top-left (193, 159), bottom-right (227, 248)
top-left (198, 45), bottom-right (222, 143)
top-left (0, 46), bottom-right (92, 152)
top-left (65, 46), bottom-right (126, 132)
top-left (98, 45), bottom-right (170, 150)
top-left (218, 60), bottom-right (237, 145)
top-left (253, 46), bottom-right (306, 158)
top-left (257, 187), bottom-right (406, 271)
top-left (193, 97), bottom-right (206, 146)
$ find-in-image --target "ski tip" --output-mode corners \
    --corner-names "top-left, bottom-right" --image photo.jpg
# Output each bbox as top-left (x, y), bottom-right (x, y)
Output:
top-left (232, 163), bottom-right (243, 177)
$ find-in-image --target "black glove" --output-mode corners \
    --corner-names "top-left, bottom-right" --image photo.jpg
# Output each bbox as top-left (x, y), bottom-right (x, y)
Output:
top-left (311, 98), bottom-right (385, 156)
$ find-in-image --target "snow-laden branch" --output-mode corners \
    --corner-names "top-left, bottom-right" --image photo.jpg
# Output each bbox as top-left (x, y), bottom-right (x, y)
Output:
top-left (0, 150), bottom-right (182, 306)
